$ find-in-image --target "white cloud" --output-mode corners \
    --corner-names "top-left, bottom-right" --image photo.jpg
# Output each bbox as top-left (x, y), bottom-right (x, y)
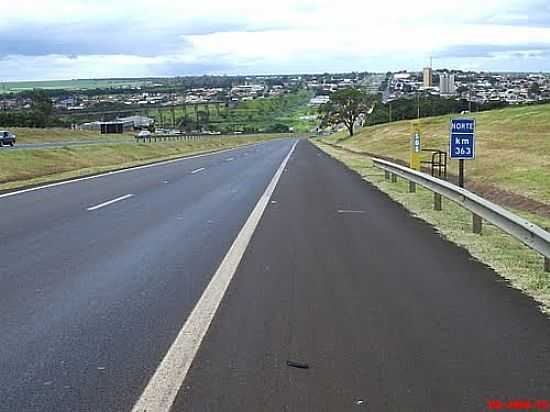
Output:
top-left (0, 0), bottom-right (549, 79)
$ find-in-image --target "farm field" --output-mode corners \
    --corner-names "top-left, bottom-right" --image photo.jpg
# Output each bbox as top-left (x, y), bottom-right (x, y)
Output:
top-left (1, 78), bottom-right (153, 93)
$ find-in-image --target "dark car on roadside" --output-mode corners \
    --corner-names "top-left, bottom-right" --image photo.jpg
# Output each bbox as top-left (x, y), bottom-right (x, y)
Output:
top-left (0, 130), bottom-right (16, 146)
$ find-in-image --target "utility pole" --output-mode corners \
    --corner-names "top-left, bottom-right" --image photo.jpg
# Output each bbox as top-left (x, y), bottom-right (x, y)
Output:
top-left (417, 92), bottom-right (420, 119)
top-left (195, 104), bottom-right (199, 130)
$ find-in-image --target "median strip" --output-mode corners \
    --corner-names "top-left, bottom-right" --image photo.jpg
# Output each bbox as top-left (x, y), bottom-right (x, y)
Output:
top-left (87, 194), bottom-right (134, 211)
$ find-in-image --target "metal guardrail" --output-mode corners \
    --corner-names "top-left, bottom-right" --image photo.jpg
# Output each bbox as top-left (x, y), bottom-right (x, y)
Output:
top-left (372, 157), bottom-right (550, 269)
top-left (135, 132), bottom-right (296, 143)
top-left (135, 133), bottom-right (217, 143)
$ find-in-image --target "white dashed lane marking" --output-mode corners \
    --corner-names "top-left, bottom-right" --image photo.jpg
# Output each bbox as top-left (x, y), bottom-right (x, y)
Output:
top-left (87, 194), bottom-right (134, 211)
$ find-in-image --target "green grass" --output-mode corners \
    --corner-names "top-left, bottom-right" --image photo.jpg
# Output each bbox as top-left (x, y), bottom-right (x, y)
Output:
top-left (7, 127), bottom-right (133, 144)
top-left (149, 90), bottom-right (316, 133)
top-left (0, 134), bottom-right (285, 191)
top-left (7, 127), bottom-right (294, 145)
top-left (323, 103), bottom-right (550, 205)
top-left (314, 142), bottom-right (550, 313)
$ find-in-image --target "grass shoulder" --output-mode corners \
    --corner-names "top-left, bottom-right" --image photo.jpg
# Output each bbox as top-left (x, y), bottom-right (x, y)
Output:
top-left (0, 134), bottom-right (285, 192)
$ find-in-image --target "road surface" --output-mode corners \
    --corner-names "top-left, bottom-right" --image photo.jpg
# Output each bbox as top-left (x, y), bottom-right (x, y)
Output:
top-left (1, 138), bottom-right (550, 411)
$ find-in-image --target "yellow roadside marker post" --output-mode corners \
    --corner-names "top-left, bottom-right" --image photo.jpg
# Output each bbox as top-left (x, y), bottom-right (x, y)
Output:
top-left (409, 123), bottom-right (422, 193)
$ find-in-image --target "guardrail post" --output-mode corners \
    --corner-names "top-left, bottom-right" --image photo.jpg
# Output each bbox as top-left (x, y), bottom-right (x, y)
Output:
top-left (409, 181), bottom-right (416, 193)
top-left (434, 193), bottom-right (442, 211)
top-left (384, 171), bottom-right (390, 180)
top-left (372, 159), bottom-right (550, 262)
top-left (545, 228), bottom-right (550, 273)
top-left (473, 213), bottom-right (483, 234)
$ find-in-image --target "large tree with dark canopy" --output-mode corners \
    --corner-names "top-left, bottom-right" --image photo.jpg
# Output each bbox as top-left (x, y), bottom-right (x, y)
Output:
top-left (318, 88), bottom-right (373, 136)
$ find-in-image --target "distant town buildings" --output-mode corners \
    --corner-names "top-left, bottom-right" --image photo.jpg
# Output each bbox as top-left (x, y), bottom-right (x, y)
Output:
top-left (2, 70), bottom-right (549, 127)
top-left (309, 95), bottom-right (330, 106)
top-left (383, 69), bottom-right (550, 105)
top-left (79, 116), bottom-right (154, 132)
top-left (117, 115), bottom-right (154, 128)
top-left (440, 73), bottom-right (456, 96)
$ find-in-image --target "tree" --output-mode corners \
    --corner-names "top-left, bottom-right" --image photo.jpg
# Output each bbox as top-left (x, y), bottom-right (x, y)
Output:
top-left (318, 88), bottom-right (373, 137)
top-left (30, 90), bottom-right (53, 116)
top-left (456, 85), bottom-right (469, 95)
top-left (267, 122), bottom-right (290, 133)
top-left (529, 82), bottom-right (541, 96)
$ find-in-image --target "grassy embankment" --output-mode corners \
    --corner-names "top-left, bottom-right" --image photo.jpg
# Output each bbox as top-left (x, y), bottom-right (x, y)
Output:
top-left (314, 104), bottom-right (550, 312)
top-left (0, 134), bottom-right (288, 191)
top-left (323, 104), bottom-right (550, 206)
top-left (7, 127), bottom-right (133, 144)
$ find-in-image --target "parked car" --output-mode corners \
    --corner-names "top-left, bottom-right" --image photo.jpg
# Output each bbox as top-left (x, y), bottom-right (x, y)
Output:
top-left (136, 130), bottom-right (152, 139)
top-left (0, 130), bottom-right (16, 146)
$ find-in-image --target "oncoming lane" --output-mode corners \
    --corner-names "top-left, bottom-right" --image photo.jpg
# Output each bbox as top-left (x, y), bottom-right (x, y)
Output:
top-left (0, 138), bottom-right (297, 412)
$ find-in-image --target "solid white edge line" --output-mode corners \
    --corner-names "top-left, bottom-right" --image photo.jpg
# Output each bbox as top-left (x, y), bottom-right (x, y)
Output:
top-left (86, 194), bottom-right (134, 211)
top-left (191, 167), bottom-right (206, 174)
top-left (131, 140), bottom-right (298, 412)
top-left (0, 141), bottom-right (272, 200)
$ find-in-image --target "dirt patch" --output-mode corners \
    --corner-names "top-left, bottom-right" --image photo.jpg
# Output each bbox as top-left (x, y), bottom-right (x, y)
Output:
top-left (320, 140), bottom-right (550, 220)
top-left (466, 182), bottom-right (550, 220)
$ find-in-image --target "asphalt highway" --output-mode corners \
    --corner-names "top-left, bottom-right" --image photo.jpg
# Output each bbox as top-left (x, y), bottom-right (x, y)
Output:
top-left (1, 138), bottom-right (550, 411)
top-left (0, 138), bottom-right (296, 411)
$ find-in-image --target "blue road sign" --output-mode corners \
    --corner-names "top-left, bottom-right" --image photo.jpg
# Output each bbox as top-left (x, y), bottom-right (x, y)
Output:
top-left (450, 118), bottom-right (475, 159)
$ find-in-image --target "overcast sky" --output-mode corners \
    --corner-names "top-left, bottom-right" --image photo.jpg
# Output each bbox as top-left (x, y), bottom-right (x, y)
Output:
top-left (1, 0), bottom-right (550, 80)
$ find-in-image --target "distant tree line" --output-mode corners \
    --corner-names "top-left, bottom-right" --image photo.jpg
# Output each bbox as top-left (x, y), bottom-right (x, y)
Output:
top-left (0, 90), bottom-right (65, 127)
top-left (367, 95), bottom-right (509, 126)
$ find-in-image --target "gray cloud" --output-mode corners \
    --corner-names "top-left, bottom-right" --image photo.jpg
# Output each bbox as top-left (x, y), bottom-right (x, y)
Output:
top-left (482, 0), bottom-right (550, 26)
top-left (434, 43), bottom-right (550, 59)
top-left (0, 18), bottom-right (252, 57)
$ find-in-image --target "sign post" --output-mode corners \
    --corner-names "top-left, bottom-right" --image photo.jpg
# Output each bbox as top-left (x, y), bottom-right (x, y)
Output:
top-left (409, 123), bottom-right (422, 193)
top-left (410, 123), bottom-right (422, 171)
top-left (450, 118), bottom-right (475, 188)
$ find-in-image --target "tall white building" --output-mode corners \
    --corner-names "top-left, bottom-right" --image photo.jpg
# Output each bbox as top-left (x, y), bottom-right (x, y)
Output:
top-left (440, 73), bottom-right (456, 95)
top-left (423, 67), bottom-right (433, 88)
